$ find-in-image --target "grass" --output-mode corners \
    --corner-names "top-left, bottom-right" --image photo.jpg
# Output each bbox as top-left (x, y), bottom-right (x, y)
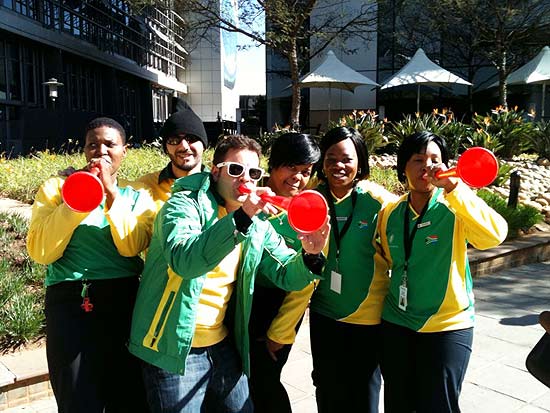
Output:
top-left (0, 212), bottom-right (46, 352)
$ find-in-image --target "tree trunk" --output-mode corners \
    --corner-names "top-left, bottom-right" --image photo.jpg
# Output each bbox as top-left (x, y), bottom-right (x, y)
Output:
top-left (288, 41), bottom-right (301, 130)
top-left (498, 50), bottom-right (508, 109)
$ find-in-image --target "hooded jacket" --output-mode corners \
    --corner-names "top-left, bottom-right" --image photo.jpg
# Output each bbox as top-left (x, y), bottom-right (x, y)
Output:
top-left (128, 171), bottom-right (320, 375)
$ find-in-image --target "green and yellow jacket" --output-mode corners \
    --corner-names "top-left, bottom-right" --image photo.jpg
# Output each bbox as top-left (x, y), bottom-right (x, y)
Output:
top-left (26, 176), bottom-right (156, 286)
top-left (266, 180), bottom-right (395, 346)
top-left (378, 183), bottom-right (508, 332)
top-left (128, 172), bottom-right (320, 376)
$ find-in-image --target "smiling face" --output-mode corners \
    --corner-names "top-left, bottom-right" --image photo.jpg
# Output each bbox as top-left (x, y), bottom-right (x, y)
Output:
top-left (268, 163), bottom-right (314, 197)
top-left (165, 134), bottom-right (204, 178)
top-left (323, 138), bottom-right (359, 198)
top-left (404, 140), bottom-right (443, 195)
top-left (83, 126), bottom-right (127, 176)
top-left (212, 148), bottom-right (261, 212)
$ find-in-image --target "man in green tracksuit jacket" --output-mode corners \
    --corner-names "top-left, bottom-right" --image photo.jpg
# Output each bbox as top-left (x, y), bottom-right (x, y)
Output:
top-left (129, 135), bottom-right (329, 413)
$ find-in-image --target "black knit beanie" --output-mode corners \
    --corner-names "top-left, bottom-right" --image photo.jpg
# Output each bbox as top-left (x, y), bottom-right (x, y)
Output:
top-left (159, 99), bottom-right (208, 150)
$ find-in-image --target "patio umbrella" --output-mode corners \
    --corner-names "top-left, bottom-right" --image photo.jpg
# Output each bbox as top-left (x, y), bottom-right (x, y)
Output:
top-left (298, 50), bottom-right (379, 120)
top-left (380, 48), bottom-right (472, 113)
top-left (504, 46), bottom-right (550, 118)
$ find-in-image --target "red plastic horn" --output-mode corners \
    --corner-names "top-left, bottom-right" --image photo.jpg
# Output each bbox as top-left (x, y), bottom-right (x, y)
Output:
top-left (436, 147), bottom-right (498, 188)
top-left (62, 168), bottom-right (104, 212)
top-left (239, 185), bottom-right (328, 234)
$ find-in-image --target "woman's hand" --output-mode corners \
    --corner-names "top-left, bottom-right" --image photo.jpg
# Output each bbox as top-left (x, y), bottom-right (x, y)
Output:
top-left (266, 338), bottom-right (285, 361)
top-left (298, 218), bottom-right (330, 255)
top-left (427, 163), bottom-right (458, 193)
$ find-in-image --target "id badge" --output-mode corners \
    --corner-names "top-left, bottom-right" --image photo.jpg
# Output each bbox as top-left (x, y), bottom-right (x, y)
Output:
top-left (398, 285), bottom-right (408, 311)
top-left (330, 270), bottom-right (342, 294)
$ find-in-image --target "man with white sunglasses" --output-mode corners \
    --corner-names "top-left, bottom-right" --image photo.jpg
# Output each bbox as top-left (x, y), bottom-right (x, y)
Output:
top-left (129, 135), bottom-right (330, 412)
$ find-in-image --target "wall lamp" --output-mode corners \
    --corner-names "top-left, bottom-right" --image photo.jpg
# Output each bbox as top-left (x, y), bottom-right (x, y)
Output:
top-left (43, 78), bottom-right (64, 102)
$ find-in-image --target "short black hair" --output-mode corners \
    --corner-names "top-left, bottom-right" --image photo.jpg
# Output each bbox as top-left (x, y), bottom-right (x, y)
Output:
top-left (85, 117), bottom-right (126, 143)
top-left (212, 135), bottom-right (262, 166)
top-left (316, 126), bottom-right (370, 182)
top-left (396, 131), bottom-right (450, 183)
top-left (268, 133), bottom-right (321, 172)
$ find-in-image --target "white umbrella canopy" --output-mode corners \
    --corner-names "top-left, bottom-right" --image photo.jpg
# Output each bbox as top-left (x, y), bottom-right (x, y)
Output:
top-left (380, 48), bottom-right (472, 112)
top-left (505, 46), bottom-right (550, 117)
top-left (298, 50), bottom-right (379, 120)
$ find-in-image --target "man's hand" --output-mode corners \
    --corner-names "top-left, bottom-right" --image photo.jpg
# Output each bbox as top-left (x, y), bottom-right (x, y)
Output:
top-left (241, 186), bottom-right (280, 218)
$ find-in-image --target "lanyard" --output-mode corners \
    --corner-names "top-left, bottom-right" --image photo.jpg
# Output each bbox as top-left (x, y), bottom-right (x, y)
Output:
top-left (402, 194), bottom-right (430, 278)
top-left (327, 189), bottom-right (357, 265)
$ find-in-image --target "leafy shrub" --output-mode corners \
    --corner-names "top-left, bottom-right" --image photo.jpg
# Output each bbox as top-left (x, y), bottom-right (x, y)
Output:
top-left (470, 106), bottom-right (535, 159)
top-left (526, 120), bottom-right (550, 160)
top-left (477, 189), bottom-right (543, 239)
top-left (332, 110), bottom-right (396, 154)
top-left (386, 110), bottom-right (468, 158)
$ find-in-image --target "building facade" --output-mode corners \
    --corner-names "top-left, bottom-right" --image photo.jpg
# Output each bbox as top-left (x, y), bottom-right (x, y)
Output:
top-left (0, 0), bottom-right (187, 155)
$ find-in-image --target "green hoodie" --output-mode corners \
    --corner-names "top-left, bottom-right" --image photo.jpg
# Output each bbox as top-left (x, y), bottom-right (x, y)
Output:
top-left (128, 172), bottom-right (319, 375)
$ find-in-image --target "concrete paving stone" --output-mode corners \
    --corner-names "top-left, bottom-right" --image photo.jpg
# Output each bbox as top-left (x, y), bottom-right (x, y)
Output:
top-left (281, 356), bottom-right (315, 394)
top-left (0, 346), bottom-right (48, 381)
top-left (482, 322), bottom-right (546, 348)
top-left (515, 405), bottom-right (550, 412)
top-left (466, 363), bottom-right (549, 403)
top-left (470, 334), bottom-right (530, 364)
top-left (289, 396), bottom-right (318, 413)
top-left (460, 382), bottom-right (525, 413)
top-left (475, 297), bottom-right (547, 320)
top-left (0, 362), bottom-right (16, 387)
top-left (532, 391), bottom-right (550, 411)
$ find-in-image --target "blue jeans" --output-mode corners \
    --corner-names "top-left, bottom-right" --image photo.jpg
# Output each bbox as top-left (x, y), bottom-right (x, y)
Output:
top-left (141, 337), bottom-right (253, 413)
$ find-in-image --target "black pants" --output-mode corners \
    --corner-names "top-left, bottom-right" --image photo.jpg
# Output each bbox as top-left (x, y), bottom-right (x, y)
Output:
top-left (45, 277), bottom-right (149, 413)
top-left (380, 320), bottom-right (473, 413)
top-left (310, 311), bottom-right (382, 413)
top-left (248, 285), bottom-right (301, 413)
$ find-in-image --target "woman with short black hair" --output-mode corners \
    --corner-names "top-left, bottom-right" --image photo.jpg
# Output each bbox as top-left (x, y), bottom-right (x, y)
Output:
top-left (378, 131), bottom-right (507, 412)
top-left (249, 132), bottom-right (321, 413)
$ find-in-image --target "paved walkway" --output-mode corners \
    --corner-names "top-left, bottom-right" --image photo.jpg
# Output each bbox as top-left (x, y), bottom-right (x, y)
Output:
top-left (5, 260), bottom-right (550, 412)
top-left (282, 261), bottom-right (550, 412)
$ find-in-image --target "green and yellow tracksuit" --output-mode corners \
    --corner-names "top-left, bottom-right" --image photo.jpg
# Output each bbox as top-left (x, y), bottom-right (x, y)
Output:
top-left (378, 183), bottom-right (508, 332)
top-left (266, 180), bottom-right (396, 345)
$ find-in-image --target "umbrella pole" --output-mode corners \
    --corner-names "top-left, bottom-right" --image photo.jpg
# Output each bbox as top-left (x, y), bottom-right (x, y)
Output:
top-left (328, 87), bottom-right (332, 123)
top-left (417, 84), bottom-right (421, 113)
top-left (542, 83), bottom-right (546, 119)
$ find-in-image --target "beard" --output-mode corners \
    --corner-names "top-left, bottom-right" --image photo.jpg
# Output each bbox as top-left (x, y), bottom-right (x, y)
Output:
top-left (169, 150), bottom-right (200, 172)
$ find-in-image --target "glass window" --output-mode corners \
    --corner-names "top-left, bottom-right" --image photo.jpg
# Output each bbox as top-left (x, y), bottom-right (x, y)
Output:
top-left (0, 61), bottom-right (7, 100)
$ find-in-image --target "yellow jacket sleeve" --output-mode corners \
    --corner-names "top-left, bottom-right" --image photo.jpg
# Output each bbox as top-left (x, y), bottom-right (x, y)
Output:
top-left (444, 182), bottom-right (508, 249)
top-left (26, 176), bottom-right (90, 265)
top-left (104, 181), bottom-right (157, 257)
top-left (266, 281), bottom-right (317, 345)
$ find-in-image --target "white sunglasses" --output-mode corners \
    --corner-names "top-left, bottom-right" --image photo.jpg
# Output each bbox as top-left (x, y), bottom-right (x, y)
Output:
top-left (216, 162), bottom-right (264, 181)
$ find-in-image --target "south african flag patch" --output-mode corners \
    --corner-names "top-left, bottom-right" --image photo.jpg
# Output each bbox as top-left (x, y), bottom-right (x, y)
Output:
top-left (425, 235), bottom-right (439, 245)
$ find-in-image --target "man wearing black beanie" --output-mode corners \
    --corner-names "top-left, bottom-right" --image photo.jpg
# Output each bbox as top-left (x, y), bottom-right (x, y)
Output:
top-left (138, 99), bottom-right (209, 209)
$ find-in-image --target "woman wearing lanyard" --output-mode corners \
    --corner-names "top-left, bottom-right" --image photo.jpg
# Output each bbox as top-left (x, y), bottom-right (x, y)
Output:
top-left (378, 131), bottom-right (507, 412)
top-left (305, 126), bottom-right (395, 412)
